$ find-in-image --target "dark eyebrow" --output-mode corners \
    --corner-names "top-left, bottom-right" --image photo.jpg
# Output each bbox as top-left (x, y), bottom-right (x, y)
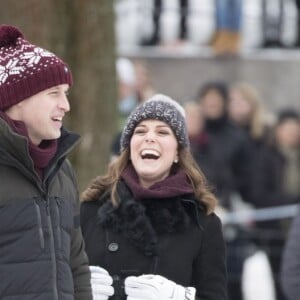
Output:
top-left (136, 123), bottom-right (170, 129)
top-left (156, 125), bottom-right (171, 129)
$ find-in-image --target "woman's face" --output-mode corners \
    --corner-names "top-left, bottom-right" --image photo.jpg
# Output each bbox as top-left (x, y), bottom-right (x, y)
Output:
top-left (228, 90), bottom-right (253, 124)
top-left (130, 119), bottom-right (179, 188)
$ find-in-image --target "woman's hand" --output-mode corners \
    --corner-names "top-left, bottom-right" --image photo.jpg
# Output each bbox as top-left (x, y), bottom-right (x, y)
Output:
top-left (89, 266), bottom-right (115, 300)
top-left (125, 274), bottom-right (196, 300)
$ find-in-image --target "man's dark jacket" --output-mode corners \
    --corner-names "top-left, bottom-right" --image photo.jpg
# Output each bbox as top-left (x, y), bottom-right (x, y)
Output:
top-left (0, 118), bottom-right (92, 300)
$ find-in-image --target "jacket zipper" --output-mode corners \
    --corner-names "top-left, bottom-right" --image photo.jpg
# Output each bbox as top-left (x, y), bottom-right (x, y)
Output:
top-left (55, 197), bottom-right (62, 250)
top-left (44, 192), bottom-right (59, 300)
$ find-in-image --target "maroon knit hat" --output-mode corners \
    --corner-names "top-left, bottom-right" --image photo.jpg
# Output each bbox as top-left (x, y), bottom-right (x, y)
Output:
top-left (0, 24), bottom-right (73, 111)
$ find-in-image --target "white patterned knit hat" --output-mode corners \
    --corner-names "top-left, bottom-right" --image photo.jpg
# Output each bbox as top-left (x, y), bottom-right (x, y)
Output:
top-left (0, 24), bottom-right (72, 110)
top-left (120, 94), bottom-right (189, 151)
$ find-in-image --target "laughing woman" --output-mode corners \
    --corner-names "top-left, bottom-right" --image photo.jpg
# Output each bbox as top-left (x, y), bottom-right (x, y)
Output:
top-left (80, 94), bottom-right (228, 300)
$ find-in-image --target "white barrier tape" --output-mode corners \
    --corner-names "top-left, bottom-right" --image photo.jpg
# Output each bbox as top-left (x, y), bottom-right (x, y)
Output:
top-left (220, 204), bottom-right (300, 225)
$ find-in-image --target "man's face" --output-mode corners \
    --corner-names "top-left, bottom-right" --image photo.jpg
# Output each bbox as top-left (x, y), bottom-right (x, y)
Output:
top-left (5, 84), bottom-right (70, 145)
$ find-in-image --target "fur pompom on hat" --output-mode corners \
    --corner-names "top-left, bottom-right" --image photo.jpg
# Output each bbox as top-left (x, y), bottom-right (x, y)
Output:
top-left (0, 24), bottom-right (73, 111)
top-left (120, 94), bottom-right (189, 151)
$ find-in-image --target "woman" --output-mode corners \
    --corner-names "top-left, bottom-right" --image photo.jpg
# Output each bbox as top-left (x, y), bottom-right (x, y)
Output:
top-left (228, 82), bottom-right (271, 151)
top-left (251, 108), bottom-right (300, 300)
top-left (80, 94), bottom-right (228, 300)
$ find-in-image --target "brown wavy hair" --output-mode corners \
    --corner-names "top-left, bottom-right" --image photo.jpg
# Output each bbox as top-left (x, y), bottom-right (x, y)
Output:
top-left (81, 147), bottom-right (218, 215)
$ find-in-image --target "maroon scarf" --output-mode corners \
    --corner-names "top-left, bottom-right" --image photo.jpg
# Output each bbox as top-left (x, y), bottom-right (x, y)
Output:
top-left (121, 163), bottom-right (194, 201)
top-left (0, 112), bottom-right (57, 179)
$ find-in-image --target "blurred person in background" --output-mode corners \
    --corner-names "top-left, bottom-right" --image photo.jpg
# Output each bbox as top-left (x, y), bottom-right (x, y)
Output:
top-left (228, 81), bottom-right (273, 192)
top-left (251, 108), bottom-right (300, 300)
top-left (211, 0), bottom-right (243, 55)
top-left (280, 208), bottom-right (300, 300)
top-left (262, 0), bottom-right (284, 47)
top-left (262, 0), bottom-right (299, 48)
top-left (133, 60), bottom-right (156, 103)
top-left (228, 81), bottom-right (272, 151)
top-left (184, 101), bottom-right (206, 153)
top-left (296, 0), bottom-right (300, 46)
top-left (80, 94), bottom-right (228, 300)
top-left (196, 81), bottom-right (254, 300)
top-left (184, 100), bottom-right (227, 211)
top-left (111, 59), bottom-right (155, 161)
top-left (111, 57), bottom-right (138, 162)
top-left (196, 80), bottom-right (253, 207)
top-left (141, 0), bottom-right (189, 47)
top-left (116, 57), bottom-right (138, 129)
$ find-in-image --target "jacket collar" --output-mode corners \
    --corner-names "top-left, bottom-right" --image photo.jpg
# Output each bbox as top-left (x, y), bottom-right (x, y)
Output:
top-left (0, 117), bottom-right (80, 182)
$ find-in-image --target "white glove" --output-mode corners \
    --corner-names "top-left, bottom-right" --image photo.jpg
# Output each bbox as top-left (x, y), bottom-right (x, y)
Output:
top-left (125, 274), bottom-right (196, 300)
top-left (89, 266), bottom-right (115, 300)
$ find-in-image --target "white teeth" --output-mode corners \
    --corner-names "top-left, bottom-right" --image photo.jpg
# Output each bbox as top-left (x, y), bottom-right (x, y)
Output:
top-left (141, 149), bottom-right (160, 157)
top-left (53, 117), bottom-right (62, 121)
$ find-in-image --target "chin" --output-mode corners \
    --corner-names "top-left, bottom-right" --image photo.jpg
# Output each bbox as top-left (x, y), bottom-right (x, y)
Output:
top-left (47, 132), bottom-right (61, 140)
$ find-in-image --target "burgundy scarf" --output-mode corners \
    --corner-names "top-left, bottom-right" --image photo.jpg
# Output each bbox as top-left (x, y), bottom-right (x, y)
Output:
top-left (121, 163), bottom-right (194, 201)
top-left (0, 112), bottom-right (57, 179)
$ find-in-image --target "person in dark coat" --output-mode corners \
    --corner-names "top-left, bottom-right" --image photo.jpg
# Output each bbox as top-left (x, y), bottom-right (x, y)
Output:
top-left (251, 108), bottom-right (300, 300)
top-left (228, 81), bottom-right (271, 153)
top-left (251, 109), bottom-right (300, 208)
top-left (196, 81), bottom-right (253, 209)
top-left (0, 25), bottom-right (92, 299)
top-left (280, 208), bottom-right (300, 300)
top-left (80, 94), bottom-right (228, 300)
top-left (196, 81), bottom-right (255, 300)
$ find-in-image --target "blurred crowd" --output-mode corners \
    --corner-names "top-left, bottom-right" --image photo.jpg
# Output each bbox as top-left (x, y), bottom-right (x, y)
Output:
top-left (112, 57), bottom-right (300, 300)
top-left (114, 0), bottom-right (300, 55)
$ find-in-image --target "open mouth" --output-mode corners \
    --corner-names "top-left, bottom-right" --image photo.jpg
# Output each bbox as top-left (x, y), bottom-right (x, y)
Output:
top-left (52, 117), bottom-right (62, 122)
top-left (141, 149), bottom-right (160, 160)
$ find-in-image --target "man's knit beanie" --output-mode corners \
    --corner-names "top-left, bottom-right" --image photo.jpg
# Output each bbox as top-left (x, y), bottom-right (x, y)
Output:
top-left (0, 24), bottom-right (72, 111)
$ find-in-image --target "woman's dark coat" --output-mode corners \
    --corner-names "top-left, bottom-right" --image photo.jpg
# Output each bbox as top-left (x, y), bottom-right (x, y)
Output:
top-left (80, 181), bottom-right (227, 300)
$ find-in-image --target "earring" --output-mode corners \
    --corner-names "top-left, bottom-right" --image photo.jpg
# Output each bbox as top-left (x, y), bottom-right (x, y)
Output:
top-left (174, 159), bottom-right (178, 163)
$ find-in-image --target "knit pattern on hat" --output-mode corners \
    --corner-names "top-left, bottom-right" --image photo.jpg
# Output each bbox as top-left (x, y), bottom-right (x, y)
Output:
top-left (120, 94), bottom-right (189, 151)
top-left (0, 24), bottom-right (72, 110)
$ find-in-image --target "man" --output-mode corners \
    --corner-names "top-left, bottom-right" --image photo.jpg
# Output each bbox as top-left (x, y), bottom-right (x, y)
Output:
top-left (0, 24), bottom-right (92, 299)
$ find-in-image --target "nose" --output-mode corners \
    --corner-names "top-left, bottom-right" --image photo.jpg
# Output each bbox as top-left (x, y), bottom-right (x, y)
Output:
top-left (145, 131), bottom-right (155, 143)
top-left (58, 93), bottom-right (70, 112)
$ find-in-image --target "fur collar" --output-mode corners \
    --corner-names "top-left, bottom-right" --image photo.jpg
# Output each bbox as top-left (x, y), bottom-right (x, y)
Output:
top-left (97, 181), bottom-right (192, 256)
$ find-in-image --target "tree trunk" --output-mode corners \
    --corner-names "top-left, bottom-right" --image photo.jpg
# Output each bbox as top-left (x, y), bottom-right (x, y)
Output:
top-left (0, 0), bottom-right (118, 193)
top-left (69, 0), bottom-right (118, 192)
